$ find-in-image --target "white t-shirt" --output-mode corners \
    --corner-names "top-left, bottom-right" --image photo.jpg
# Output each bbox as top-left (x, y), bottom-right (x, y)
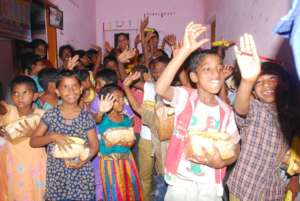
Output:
top-left (140, 82), bottom-right (156, 140)
top-left (171, 87), bottom-right (239, 183)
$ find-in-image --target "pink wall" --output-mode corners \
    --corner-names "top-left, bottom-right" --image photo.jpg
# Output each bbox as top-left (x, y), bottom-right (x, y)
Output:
top-left (50, 0), bottom-right (97, 50)
top-left (95, 0), bottom-right (205, 48)
top-left (205, 0), bottom-right (293, 69)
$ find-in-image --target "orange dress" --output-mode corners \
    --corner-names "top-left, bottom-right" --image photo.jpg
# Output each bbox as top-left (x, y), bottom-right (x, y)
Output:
top-left (1, 104), bottom-right (47, 201)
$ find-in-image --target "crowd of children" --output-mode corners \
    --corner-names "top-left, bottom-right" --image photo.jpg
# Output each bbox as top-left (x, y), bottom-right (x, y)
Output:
top-left (0, 17), bottom-right (300, 201)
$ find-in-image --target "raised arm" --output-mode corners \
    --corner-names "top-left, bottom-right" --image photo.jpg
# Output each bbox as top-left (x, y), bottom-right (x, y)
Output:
top-left (123, 72), bottom-right (143, 115)
top-left (155, 22), bottom-right (208, 101)
top-left (234, 33), bottom-right (261, 116)
top-left (117, 47), bottom-right (136, 80)
top-left (93, 94), bottom-right (115, 123)
top-left (140, 17), bottom-right (150, 67)
top-left (91, 45), bottom-right (103, 77)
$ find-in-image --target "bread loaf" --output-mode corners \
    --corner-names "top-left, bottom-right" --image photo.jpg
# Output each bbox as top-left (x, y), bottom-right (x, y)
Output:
top-left (52, 137), bottom-right (90, 160)
top-left (187, 131), bottom-right (236, 160)
top-left (4, 114), bottom-right (41, 142)
top-left (103, 127), bottom-right (135, 147)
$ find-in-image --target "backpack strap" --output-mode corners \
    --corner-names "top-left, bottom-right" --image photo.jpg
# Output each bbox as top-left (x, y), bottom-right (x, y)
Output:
top-left (165, 87), bottom-right (199, 174)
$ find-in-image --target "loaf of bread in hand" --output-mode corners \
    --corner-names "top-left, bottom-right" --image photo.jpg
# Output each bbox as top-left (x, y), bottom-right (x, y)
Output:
top-left (4, 114), bottom-right (41, 141)
top-left (103, 127), bottom-right (135, 147)
top-left (187, 131), bottom-right (236, 160)
top-left (52, 137), bottom-right (90, 160)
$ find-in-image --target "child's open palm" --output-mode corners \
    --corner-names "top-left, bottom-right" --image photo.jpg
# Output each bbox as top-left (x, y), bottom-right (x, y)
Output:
top-left (234, 33), bottom-right (261, 82)
top-left (182, 22), bottom-right (209, 54)
top-left (99, 94), bottom-right (115, 113)
top-left (117, 47), bottom-right (136, 63)
top-left (123, 72), bottom-right (141, 87)
top-left (66, 55), bottom-right (79, 70)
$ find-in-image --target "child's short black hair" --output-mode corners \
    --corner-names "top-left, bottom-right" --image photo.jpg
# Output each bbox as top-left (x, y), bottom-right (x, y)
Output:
top-left (75, 68), bottom-right (90, 82)
top-left (187, 49), bottom-right (219, 73)
top-left (260, 62), bottom-right (290, 81)
top-left (56, 70), bottom-right (81, 88)
top-left (31, 39), bottom-right (48, 50)
top-left (74, 49), bottom-right (87, 58)
top-left (156, 49), bottom-right (169, 59)
top-left (59, 44), bottom-right (74, 59)
top-left (95, 69), bottom-right (118, 85)
top-left (133, 64), bottom-right (149, 82)
top-left (153, 29), bottom-right (159, 39)
top-left (38, 68), bottom-right (58, 90)
top-left (10, 75), bottom-right (37, 93)
top-left (103, 55), bottom-right (118, 67)
top-left (133, 64), bottom-right (149, 74)
top-left (20, 53), bottom-right (44, 73)
top-left (152, 55), bottom-right (171, 66)
top-left (100, 83), bottom-right (123, 97)
top-left (87, 49), bottom-right (98, 59)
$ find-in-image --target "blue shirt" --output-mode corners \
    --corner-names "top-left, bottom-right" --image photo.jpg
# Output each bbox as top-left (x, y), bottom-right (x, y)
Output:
top-left (97, 114), bottom-right (132, 155)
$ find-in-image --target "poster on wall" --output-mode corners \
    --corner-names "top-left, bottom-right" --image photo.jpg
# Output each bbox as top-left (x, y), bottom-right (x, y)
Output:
top-left (48, 5), bottom-right (63, 30)
top-left (103, 19), bottom-right (139, 49)
top-left (0, 0), bottom-right (31, 41)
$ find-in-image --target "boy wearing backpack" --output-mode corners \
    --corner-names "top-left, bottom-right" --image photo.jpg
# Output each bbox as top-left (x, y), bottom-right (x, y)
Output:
top-left (155, 22), bottom-right (240, 201)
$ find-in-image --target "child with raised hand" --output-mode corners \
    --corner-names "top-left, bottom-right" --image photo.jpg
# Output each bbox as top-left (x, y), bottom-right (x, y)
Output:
top-left (36, 67), bottom-right (60, 110)
top-left (30, 70), bottom-right (98, 201)
top-left (227, 34), bottom-right (298, 201)
top-left (155, 22), bottom-right (240, 201)
top-left (0, 76), bottom-right (46, 201)
top-left (92, 68), bottom-right (134, 123)
top-left (97, 84), bottom-right (142, 201)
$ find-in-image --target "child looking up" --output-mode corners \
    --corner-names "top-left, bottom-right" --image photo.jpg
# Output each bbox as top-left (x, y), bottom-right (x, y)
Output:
top-left (30, 70), bottom-right (99, 201)
top-left (155, 22), bottom-right (240, 201)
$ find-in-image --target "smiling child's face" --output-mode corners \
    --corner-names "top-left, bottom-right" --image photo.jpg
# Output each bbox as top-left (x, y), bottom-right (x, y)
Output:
top-left (253, 74), bottom-right (279, 104)
top-left (191, 54), bottom-right (224, 95)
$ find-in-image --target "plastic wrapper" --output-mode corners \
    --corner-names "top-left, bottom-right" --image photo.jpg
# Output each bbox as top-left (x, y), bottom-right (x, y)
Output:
top-left (284, 137), bottom-right (300, 175)
top-left (83, 88), bottom-right (96, 103)
top-left (4, 114), bottom-right (41, 143)
top-left (103, 127), bottom-right (135, 147)
top-left (186, 131), bottom-right (237, 161)
top-left (52, 137), bottom-right (90, 161)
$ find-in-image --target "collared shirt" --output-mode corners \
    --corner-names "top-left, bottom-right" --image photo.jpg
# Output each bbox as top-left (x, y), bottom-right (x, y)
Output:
top-left (227, 99), bottom-right (289, 201)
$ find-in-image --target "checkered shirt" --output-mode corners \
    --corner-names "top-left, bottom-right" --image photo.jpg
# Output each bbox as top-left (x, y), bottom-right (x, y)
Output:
top-left (227, 99), bottom-right (289, 201)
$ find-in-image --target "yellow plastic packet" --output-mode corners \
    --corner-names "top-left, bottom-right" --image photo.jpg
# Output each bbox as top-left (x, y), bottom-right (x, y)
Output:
top-left (286, 136), bottom-right (300, 175)
top-left (284, 190), bottom-right (292, 201)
